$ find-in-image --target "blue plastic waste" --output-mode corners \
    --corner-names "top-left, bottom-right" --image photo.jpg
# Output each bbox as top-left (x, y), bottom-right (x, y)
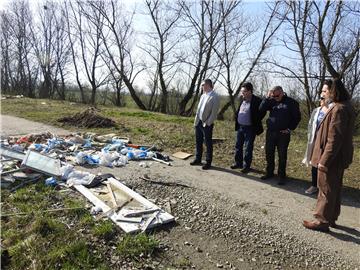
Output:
top-left (45, 177), bottom-right (58, 187)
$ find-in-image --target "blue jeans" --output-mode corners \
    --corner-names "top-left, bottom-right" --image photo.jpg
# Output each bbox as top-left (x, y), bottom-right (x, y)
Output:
top-left (234, 125), bottom-right (256, 168)
top-left (265, 130), bottom-right (290, 177)
top-left (195, 121), bottom-right (214, 164)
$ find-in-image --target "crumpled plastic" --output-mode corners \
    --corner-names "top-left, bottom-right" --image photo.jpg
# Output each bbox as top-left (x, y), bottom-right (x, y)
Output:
top-left (76, 152), bottom-right (99, 165)
top-left (60, 164), bottom-right (75, 180)
top-left (65, 170), bottom-right (96, 186)
top-left (99, 150), bottom-right (128, 167)
top-left (11, 144), bottom-right (25, 152)
top-left (102, 139), bottom-right (124, 152)
top-left (28, 143), bottom-right (46, 152)
top-left (125, 149), bottom-right (155, 160)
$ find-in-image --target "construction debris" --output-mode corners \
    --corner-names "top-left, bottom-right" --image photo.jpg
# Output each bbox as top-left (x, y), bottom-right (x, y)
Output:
top-left (0, 131), bottom-right (175, 233)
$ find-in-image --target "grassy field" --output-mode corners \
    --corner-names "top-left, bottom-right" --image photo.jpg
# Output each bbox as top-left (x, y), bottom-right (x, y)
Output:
top-left (1, 97), bottom-right (359, 269)
top-left (1, 97), bottom-right (359, 189)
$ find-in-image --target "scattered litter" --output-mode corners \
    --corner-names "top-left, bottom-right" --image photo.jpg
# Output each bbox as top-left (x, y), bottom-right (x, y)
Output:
top-left (139, 162), bottom-right (150, 168)
top-left (90, 206), bottom-right (103, 215)
top-left (172, 151), bottom-right (193, 160)
top-left (0, 130), bottom-right (175, 233)
top-left (45, 177), bottom-right (58, 187)
top-left (152, 157), bottom-right (171, 166)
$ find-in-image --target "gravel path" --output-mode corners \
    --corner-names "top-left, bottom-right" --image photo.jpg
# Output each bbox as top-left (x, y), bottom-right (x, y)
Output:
top-left (1, 114), bottom-right (359, 269)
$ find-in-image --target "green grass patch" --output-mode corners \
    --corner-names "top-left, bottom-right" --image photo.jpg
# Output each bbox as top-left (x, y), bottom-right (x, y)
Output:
top-left (92, 220), bottom-right (116, 240)
top-left (117, 233), bottom-right (159, 259)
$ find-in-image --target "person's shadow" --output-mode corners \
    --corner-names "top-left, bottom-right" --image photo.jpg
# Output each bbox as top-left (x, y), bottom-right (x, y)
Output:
top-left (208, 166), bottom-right (360, 208)
top-left (328, 224), bottom-right (360, 244)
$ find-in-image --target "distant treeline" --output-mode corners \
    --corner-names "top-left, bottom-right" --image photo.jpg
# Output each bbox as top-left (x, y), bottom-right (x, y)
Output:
top-left (1, 0), bottom-right (359, 120)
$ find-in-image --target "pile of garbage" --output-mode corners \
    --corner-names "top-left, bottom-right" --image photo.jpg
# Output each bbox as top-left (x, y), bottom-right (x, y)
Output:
top-left (0, 132), bottom-right (175, 233)
top-left (58, 107), bottom-right (116, 128)
top-left (1, 132), bottom-right (171, 189)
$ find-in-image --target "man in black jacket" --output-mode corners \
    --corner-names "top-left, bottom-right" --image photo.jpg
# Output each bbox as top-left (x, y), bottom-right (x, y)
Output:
top-left (259, 86), bottom-right (301, 185)
top-left (231, 82), bottom-right (265, 173)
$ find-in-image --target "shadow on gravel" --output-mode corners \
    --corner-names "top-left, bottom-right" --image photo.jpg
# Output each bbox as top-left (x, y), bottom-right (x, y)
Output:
top-left (210, 166), bottom-right (360, 208)
top-left (328, 227), bottom-right (360, 245)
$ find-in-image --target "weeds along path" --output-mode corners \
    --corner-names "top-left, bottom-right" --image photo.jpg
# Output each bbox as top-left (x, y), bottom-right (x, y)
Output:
top-left (2, 114), bottom-right (359, 269)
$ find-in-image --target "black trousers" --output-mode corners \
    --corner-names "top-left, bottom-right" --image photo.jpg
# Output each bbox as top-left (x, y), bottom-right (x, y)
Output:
top-left (265, 130), bottom-right (290, 177)
top-left (195, 121), bottom-right (214, 165)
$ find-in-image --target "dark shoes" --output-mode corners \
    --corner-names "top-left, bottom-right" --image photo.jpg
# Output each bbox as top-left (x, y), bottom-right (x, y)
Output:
top-left (329, 221), bottom-right (337, 228)
top-left (260, 174), bottom-right (274, 180)
top-left (190, 160), bottom-right (202, 166)
top-left (230, 164), bottom-right (242, 169)
top-left (241, 167), bottom-right (251, 174)
top-left (190, 160), bottom-right (211, 170)
top-left (202, 163), bottom-right (211, 170)
top-left (303, 220), bottom-right (330, 232)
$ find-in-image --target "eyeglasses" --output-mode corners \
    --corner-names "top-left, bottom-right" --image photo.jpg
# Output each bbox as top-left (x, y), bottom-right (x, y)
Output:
top-left (320, 97), bottom-right (325, 100)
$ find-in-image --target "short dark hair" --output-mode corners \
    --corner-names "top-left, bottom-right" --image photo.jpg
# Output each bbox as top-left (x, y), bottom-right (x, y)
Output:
top-left (204, 79), bottom-right (213, 88)
top-left (330, 78), bottom-right (350, 102)
top-left (241, 82), bottom-right (253, 92)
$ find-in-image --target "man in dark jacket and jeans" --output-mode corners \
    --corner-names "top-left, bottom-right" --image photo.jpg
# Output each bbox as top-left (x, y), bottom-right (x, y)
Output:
top-left (259, 86), bottom-right (301, 185)
top-left (231, 82), bottom-right (265, 173)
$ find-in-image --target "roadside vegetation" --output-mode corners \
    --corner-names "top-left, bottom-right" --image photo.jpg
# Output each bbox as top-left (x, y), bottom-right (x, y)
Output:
top-left (1, 97), bottom-right (359, 269)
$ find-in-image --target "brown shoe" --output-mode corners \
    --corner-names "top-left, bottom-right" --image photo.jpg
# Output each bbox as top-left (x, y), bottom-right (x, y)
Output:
top-left (303, 220), bottom-right (329, 232)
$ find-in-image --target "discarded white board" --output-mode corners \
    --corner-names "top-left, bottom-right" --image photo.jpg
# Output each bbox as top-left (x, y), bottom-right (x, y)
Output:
top-left (0, 147), bottom-right (26, 161)
top-left (21, 150), bottom-right (61, 176)
top-left (172, 151), bottom-right (192, 160)
top-left (74, 177), bottom-right (174, 233)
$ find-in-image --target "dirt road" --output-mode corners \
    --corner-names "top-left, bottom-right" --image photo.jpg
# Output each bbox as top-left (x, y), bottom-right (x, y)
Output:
top-left (1, 114), bottom-right (359, 269)
top-left (0, 115), bottom-right (70, 136)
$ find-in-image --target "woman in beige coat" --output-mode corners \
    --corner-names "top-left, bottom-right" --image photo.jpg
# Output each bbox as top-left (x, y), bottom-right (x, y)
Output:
top-left (303, 79), bottom-right (355, 232)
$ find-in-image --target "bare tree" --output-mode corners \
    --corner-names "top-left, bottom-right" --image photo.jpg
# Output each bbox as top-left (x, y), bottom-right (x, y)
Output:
top-left (91, 0), bottom-right (147, 110)
top-left (141, 0), bottom-right (183, 113)
top-left (213, 1), bottom-right (253, 118)
top-left (64, 0), bottom-right (86, 103)
top-left (65, 0), bottom-right (108, 105)
top-left (217, 2), bottom-right (285, 120)
top-left (315, 1), bottom-right (360, 79)
top-left (0, 0), bottom-right (38, 97)
top-left (173, 0), bottom-right (238, 116)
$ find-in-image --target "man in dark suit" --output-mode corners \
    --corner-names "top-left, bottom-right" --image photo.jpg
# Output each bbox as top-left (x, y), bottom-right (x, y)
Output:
top-left (230, 82), bottom-right (265, 173)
